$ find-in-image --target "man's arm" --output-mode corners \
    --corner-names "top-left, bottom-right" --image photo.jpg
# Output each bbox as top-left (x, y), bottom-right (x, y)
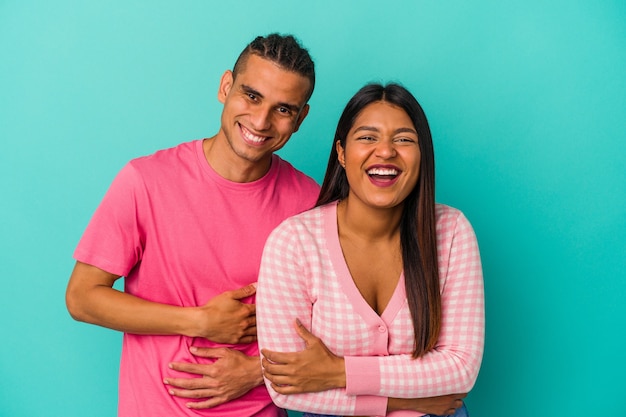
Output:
top-left (65, 261), bottom-right (257, 343)
top-left (66, 261), bottom-right (263, 409)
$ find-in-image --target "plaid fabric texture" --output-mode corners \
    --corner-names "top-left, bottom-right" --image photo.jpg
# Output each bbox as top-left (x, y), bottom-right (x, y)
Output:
top-left (257, 203), bottom-right (484, 416)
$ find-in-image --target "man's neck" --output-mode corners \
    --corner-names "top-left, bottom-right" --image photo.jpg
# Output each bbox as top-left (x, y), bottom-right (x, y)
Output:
top-left (202, 136), bottom-right (272, 183)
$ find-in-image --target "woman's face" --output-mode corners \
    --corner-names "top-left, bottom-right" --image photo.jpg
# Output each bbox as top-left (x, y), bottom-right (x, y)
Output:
top-left (337, 101), bottom-right (421, 211)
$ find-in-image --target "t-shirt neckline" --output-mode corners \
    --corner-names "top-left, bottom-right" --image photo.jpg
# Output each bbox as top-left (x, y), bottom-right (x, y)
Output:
top-left (195, 139), bottom-right (279, 189)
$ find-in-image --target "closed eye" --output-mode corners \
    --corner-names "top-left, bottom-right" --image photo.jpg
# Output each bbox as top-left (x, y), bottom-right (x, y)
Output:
top-left (395, 137), bottom-right (417, 143)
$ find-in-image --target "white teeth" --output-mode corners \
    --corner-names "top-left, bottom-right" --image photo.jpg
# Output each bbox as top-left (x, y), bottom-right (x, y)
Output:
top-left (241, 126), bottom-right (266, 143)
top-left (367, 167), bottom-right (398, 176)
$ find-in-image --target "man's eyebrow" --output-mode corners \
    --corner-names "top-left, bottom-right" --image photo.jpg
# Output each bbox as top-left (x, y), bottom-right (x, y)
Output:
top-left (240, 84), bottom-right (302, 113)
top-left (240, 84), bottom-right (264, 99)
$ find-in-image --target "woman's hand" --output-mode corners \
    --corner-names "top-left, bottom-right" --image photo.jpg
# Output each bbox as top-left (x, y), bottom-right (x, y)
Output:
top-left (261, 319), bottom-right (346, 394)
top-left (388, 393), bottom-right (467, 415)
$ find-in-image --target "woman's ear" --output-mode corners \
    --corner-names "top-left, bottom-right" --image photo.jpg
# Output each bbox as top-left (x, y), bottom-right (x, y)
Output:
top-left (336, 140), bottom-right (346, 168)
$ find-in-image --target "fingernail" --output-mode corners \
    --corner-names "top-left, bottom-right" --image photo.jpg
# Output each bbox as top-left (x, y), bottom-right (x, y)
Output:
top-left (190, 346), bottom-right (197, 353)
top-left (163, 378), bottom-right (169, 385)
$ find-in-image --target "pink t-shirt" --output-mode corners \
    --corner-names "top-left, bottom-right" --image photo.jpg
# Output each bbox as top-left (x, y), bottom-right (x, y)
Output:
top-left (74, 139), bottom-right (320, 417)
top-left (257, 202), bottom-right (484, 416)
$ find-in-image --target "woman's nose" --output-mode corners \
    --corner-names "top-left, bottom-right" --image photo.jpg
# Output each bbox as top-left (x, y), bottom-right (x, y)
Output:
top-left (375, 139), bottom-right (397, 158)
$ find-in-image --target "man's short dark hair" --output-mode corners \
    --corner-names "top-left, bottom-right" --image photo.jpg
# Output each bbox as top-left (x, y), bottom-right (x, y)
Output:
top-left (233, 33), bottom-right (315, 101)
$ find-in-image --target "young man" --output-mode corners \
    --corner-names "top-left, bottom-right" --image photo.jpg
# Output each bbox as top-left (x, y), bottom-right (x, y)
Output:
top-left (66, 34), bottom-right (319, 417)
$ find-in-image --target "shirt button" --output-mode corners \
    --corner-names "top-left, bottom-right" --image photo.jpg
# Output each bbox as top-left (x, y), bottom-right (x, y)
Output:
top-left (378, 325), bottom-right (387, 333)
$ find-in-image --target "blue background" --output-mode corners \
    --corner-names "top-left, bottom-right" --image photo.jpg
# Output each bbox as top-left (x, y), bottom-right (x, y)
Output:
top-left (1, 1), bottom-right (625, 416)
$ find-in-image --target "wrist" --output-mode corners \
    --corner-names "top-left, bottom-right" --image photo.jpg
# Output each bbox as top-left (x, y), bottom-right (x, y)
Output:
top-left (247, 355), bottom-right (264, 387)
top-left (180, 306), bottom-right (204, 338)
top-left (333, 356), bottom-right (347, 389)
top-left (387, 398), bottom-right (401, 412)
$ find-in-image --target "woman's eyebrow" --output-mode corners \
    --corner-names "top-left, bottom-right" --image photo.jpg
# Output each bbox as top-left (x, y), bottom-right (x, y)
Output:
top-left (395, 127), bottom-right (418, 135)
top-left (353, 125), bottom-right (380, 133)
top-left (353, 126), bottom-right (417, 134)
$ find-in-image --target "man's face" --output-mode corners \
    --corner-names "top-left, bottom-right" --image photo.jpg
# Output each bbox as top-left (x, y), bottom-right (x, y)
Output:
top-left (216, 54), bottom-right (311, 172)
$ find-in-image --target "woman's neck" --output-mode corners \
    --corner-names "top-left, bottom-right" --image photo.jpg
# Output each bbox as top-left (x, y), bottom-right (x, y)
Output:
top-left (337, 197), bottom-right (403, 243)
top-left (336, 196), bottom-right (404, 315)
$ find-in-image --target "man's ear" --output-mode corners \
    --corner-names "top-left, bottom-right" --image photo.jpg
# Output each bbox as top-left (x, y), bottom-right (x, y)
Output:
top-left (217, 70), bottom-right (234, 104)
top-left (336, 140), bottom-right (345, 167)
top-left (292, 104), bottom-right (310, 133)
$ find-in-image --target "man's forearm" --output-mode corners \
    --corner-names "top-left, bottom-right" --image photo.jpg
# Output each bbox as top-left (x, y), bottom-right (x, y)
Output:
top-left (66, 261), bottom-right (201, 337)
top-left (67, 261), bottom-right (257, 344)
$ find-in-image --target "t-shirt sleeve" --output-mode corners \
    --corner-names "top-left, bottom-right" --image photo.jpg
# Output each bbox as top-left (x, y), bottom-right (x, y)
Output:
top-left (256, 219), bottom-right (387, 416)
top-left (344, 211), bottom-right (485, 399)
top-left (73, 162), bottom-right (145, 277)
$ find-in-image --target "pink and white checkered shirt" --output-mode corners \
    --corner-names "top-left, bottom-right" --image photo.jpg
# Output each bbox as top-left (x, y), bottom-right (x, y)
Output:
top-left (257, 202), bottom-right (484, 417)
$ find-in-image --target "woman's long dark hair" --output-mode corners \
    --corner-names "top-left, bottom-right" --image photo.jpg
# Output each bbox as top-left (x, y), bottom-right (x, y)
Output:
top-left (316, 83), bottom-right (440, 358)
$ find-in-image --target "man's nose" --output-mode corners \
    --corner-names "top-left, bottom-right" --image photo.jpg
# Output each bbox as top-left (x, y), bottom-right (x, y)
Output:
top-left (250, 106), bottom-right (272, 131)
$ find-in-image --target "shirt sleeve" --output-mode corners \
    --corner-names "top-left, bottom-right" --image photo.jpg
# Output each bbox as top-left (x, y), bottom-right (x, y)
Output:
top-left (256, 219), bottom-right (387, 416)
top-left (73, 162), bottom-right (145, 277)
top-left (344, 210), bottom-right (485, 398)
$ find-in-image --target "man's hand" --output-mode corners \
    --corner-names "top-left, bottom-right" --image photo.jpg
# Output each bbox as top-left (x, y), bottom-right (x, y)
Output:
top-left (261, 319), bottom-right (345, 394)
top-left (164, 347), bottom-right (263, 409)
top-left (193, 284), bottom-right (257, 344)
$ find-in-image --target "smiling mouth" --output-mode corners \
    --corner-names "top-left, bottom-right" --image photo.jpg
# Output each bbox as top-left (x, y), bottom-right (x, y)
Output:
top-left (240, 124), bottom-right (269, 145)
top-left (367, 167), bottom-right (400, 181)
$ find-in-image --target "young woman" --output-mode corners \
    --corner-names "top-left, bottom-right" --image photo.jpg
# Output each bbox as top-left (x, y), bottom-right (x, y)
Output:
top-left (256, 83), bottom-right (484, 417)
